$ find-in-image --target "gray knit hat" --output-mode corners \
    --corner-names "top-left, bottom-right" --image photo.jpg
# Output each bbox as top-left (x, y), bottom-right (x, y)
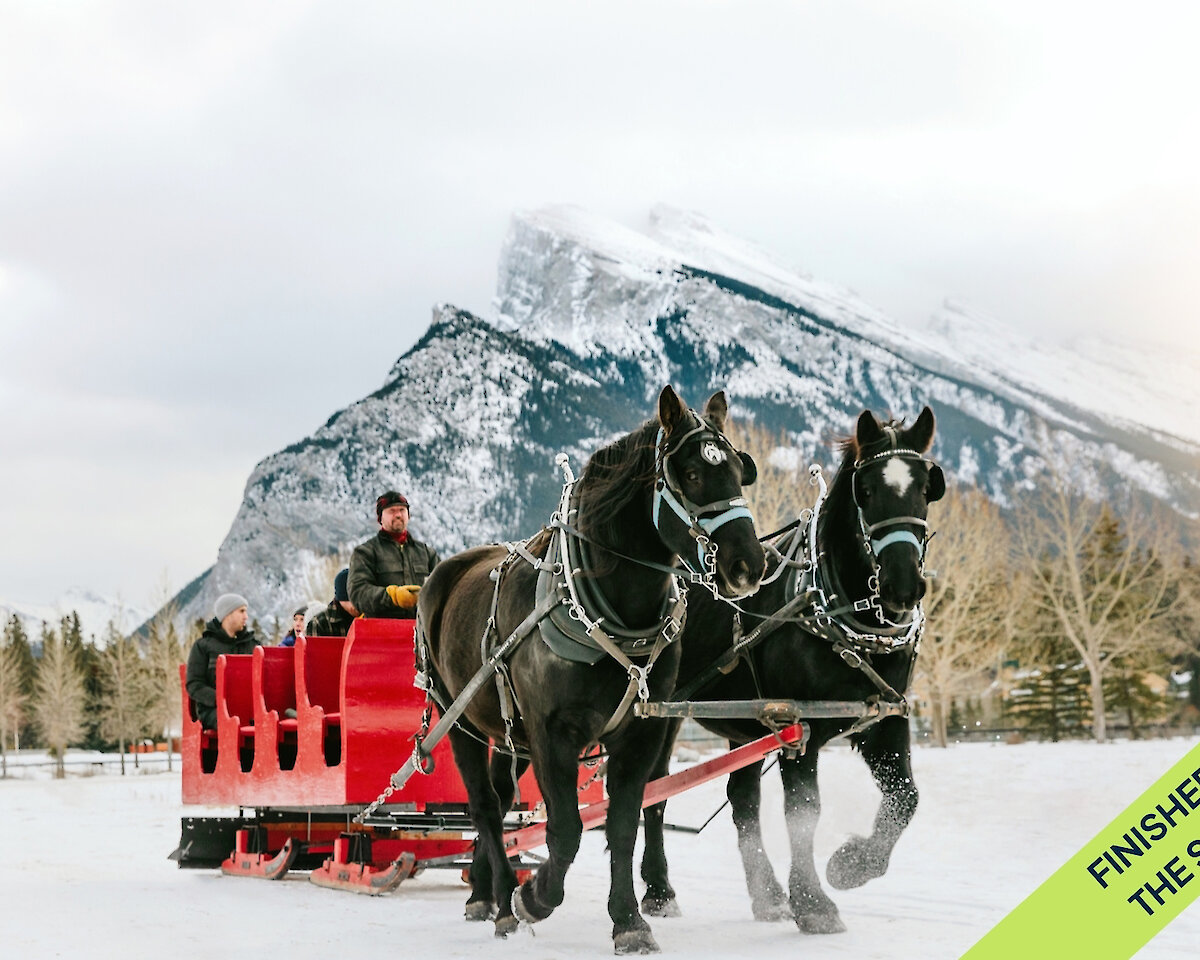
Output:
top-left (214, 593), bottom-right (249, 622)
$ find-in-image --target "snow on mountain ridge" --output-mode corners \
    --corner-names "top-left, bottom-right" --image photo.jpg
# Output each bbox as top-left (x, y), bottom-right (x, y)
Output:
top-left (503, 206), bottom-right (1194, 447)
top-left (920, 300), bottom-right (1200, 446)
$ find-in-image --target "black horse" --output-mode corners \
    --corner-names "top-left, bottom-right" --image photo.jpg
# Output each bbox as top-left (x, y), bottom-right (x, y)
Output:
top-left (639, 407), bottom-right (945, 934)
top-left (417, 386), bottom-right (765, 954)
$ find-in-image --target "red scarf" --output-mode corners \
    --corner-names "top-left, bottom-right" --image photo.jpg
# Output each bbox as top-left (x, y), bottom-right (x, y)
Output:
top-left (385, 529), bottom-right (409, 545)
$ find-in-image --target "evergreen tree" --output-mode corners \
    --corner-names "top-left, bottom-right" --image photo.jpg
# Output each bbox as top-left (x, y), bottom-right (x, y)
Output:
top-left (60, 614), bottom-right (105, 750)
top-left (32, 623), bottom-right (87, 778)
top-left (97, 621), bottom-right (148, 774)
top-left (1007, 658), bottom-right (1091, 741)
top-left (1103, 666), bottom-right (1172, 739)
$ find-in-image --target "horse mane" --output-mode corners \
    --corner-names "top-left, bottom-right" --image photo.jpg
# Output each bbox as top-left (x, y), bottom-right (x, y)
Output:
top-left (576, 419), bottom-right (659, 549)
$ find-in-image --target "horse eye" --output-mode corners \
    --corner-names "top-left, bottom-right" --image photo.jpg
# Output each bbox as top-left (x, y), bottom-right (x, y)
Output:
top-left (684, 469), bottom-right (700, 485)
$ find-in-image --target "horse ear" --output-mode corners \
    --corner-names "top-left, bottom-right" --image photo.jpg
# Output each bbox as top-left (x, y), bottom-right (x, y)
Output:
top-left (738, 451), bottom-right (758, 486)
top-left (658, 385), bottom-right (686, 435)
top-left (855, 410), bottom-right (884, 447)
top-left (703, 391), bottom-right (729, 433)
top-left (907, 406), bottom-right (937, 453)
top-left (926, 463), bottom-right (946, 503)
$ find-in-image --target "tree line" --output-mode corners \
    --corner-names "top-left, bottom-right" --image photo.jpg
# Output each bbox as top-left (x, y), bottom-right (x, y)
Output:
top-left (0, 605), bottom-right (186, 778)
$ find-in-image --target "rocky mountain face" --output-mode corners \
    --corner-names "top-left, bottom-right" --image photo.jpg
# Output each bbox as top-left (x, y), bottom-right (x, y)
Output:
top-left (166, 206), bottom-right (1200, 628)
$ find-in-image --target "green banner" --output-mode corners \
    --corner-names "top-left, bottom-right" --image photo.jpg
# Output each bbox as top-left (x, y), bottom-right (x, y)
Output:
top-left (962, 740), bottom-right (1200, 959)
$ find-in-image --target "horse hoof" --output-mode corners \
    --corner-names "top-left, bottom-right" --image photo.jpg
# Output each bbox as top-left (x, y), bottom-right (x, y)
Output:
top-left (494, 915), bottom-right (519, 939)
top-left (795, 911), bottom-right (846, 935)
top-left (641, 896), bottom-right (681, 918)
top-left (511, 883), bottom-right (544, 924)
top-left (826, 837), bottom-right (887, 890)
top-left (614, 929), bottom-right (660, 954)
top-left (465, 900), bottom-right (496, 921)
top-left (751, 900), bottom-right (791, 922)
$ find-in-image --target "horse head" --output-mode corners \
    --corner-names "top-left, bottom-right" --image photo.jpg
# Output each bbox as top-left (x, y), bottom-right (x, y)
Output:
top-left (846, 406), bottom-right (945, 619)
top-left (655, 385), bottom-right (765, 598)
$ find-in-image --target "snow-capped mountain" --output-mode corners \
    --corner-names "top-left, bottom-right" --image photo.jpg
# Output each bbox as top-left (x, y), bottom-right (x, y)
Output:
top-left (166, 206), bottom-right (1200, 627)
top-left (917, 300), bottom-right (1200, 450)
top-left (0, 588), bottom-right (150, 646)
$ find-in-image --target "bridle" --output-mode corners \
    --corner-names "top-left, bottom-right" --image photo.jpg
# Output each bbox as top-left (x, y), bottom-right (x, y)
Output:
top-left (848, 444), bottom-right (935, 631)
top-left (852, 448), bottom-right (933, 567)
top-left (652, 411), bottom-right (755, 596)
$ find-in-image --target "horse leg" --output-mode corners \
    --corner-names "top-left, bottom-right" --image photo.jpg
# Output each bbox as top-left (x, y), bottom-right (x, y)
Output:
top-left (826, 718), bottom-right (918, 890)
top-left (727, 757), bottom-right (789, 922)
top-left (639, 718), bottom-right (681, 918)
top-left (511, 725), bottom-right (584, 929)
top-left (605, 727), bottom-right (667, 954)
top-left (447, 727), bottom-right (517, 930)
top-left (466, 751), bottom-right (531, 918)
top-left (779, 750), bottom-right (845, 934)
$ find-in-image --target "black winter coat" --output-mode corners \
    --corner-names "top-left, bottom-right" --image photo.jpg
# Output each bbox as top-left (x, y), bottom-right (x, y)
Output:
top-left (185, 618), bottom-right (260, 726)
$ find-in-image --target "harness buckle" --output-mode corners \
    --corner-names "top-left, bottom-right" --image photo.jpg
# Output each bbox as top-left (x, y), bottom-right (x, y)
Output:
top-left (629, 664), bottom-right (650, 702)
top-left (837, 646), bottom-right (864, 670)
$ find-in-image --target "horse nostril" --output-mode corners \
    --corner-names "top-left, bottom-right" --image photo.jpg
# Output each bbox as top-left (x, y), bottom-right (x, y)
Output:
top-left (916, 579), bottom-right (927, 601)
top-left (731, 558), bottom-right (751, 585)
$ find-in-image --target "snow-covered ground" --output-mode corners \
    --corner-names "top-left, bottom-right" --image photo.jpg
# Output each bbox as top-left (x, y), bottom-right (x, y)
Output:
top-left (3, 739), bottom-right (1198, 959)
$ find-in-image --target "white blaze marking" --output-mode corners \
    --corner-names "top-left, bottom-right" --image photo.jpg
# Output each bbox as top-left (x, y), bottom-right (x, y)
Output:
top-left (882, 458), bottom-right (914, 495)
top-left (701, 441), bottom-right (726, 465)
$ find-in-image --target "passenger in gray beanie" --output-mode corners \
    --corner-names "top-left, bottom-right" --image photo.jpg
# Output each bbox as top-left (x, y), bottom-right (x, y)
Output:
top-left (185, 593), bottom-right (260, 730)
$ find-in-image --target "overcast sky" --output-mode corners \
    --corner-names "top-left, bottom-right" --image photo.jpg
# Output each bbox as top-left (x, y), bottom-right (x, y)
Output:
top-left (2, 1), bottom-right (1198, 613)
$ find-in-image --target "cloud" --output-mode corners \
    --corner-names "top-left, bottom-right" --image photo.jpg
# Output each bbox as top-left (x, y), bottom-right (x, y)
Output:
top-left (1, 0), bottom-right (1197, 607)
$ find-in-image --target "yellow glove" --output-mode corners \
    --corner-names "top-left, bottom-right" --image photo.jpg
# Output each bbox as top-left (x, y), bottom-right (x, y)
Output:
top-left (386, 584), bottom-right (421, 609)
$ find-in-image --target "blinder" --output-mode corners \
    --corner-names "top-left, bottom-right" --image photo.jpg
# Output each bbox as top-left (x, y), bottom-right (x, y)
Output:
top-left (738, 450), bottom-right (758, 486)
top-left (927, 463), bottom-right (946, 503)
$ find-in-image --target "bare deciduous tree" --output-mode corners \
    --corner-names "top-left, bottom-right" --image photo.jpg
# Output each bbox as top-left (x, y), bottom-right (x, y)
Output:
top-left (97, 622), bottom-right (147, 775)
top-left (0, 633), bottom-right (27, 777)
top-left (915, 486), bottom-right (1014, 747)
top-left (1013, 463), bottom-right (1186, 742)
top-left (726, 419), bottom-right (811, 534)
top-left (32, 624), bottom-right (87, 778)
top-left (143, 601), bottom-right (185, 771)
